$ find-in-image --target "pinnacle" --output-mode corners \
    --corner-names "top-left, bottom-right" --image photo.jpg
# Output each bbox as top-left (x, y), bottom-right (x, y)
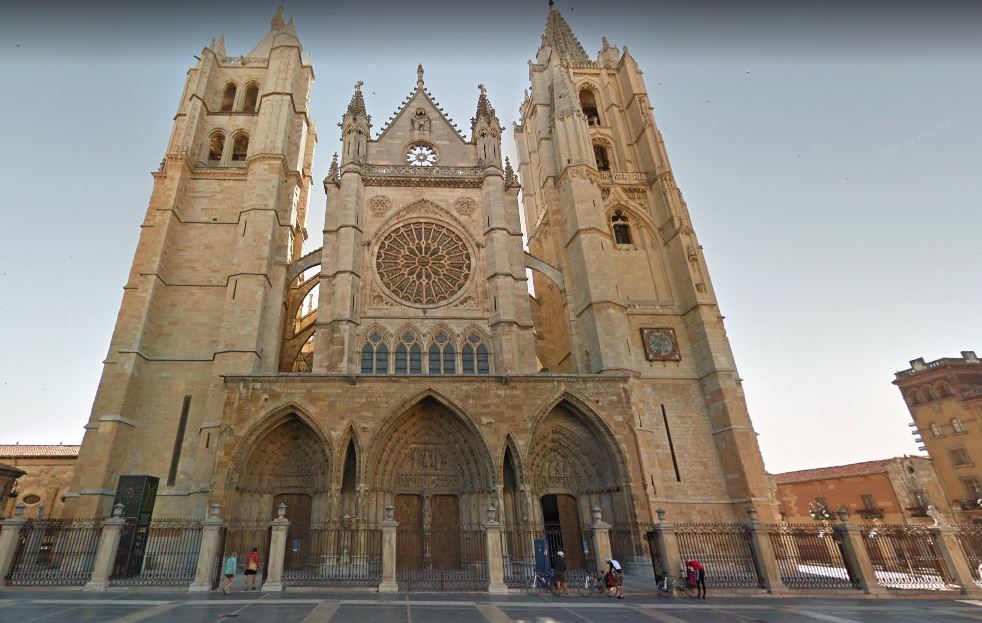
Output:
top-left (474, 83), bottom-right (497, 125)
top-left (346, 80), bottom-right (367, 117)
top-left (541, 5), bottom-right (588, 62)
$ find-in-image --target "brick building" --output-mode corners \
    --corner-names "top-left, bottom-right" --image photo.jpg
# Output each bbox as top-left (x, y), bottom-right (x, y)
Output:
top-left (895, 351), bottom-right (982, 522)
top-left (0, 445), bottom-right (79, 519)
top-left (63, 7), bottom-right (777, 574)
top-left (774, 456), bottom-right (951, 524)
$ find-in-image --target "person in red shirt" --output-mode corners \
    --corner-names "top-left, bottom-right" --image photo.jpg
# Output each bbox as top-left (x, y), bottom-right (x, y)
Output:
top-left (244, 547), bottom-right (261, 591)
top-left (686, 559), bottom-right (706, 599)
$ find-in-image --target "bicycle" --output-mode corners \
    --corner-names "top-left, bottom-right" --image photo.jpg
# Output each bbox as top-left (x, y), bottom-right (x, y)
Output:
top-left (577, 571), bottom-right (616, 597)
top-left (656, 573), bottom-right (699, 598)
top-left (526, 569), bottom-right (561, 596)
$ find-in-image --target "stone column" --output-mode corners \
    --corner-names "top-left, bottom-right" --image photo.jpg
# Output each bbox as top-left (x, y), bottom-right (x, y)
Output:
top-left (84, 503), bottom-right (126, 592)
top-left (189, 504), bottom-right (225, 592)
top-left (743, 508), bottom-right (789, 595)
top-left (0, 503), bottom-right (28, 585)
top-left (484, 504), bottom-right (508, 594)
top-left (929, 525), bottom-right (982, 596)
top-left (379, 504), bottom-right (399, 593)
top-left (590, 506), bottom-right (612, 573)
top-left (832, 508), bottom-right (884, 595)
top-left (262, 503), bottom-right (289, 592)
top-left (652, 508), bottom-right (682, 588)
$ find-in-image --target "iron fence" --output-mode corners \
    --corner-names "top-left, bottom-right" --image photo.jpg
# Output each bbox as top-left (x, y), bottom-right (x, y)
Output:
top-left (6, 518), bottom-right (102, 586)
top-left (283, 521), bottom-right (382, 587)
top-left (110, 519), bottom-right (203, 586)
top-left (956, 524), bottom-right (982, 587)
top-left (674, 523), bottom-right (763, 589)
top-left (767, 524), bottom-right (855, 589)
top-left (499, 523), bottom-right (596, 588)
top-left (861, 524), bottom-right (955, 590)
top-left (396, 524), bottom-right (487, 591)
top-left (224, 519), bottom-right (271, 580)
top-left (609, 522), bottom-right (648, 565)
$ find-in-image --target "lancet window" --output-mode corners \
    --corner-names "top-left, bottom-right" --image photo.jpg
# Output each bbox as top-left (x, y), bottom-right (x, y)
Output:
top-left (427, 331), bottom-right (456, 375)
top-left (462, 332), bottom-right (490, 375)
top-left (611, 211), bottom-right (633, 245)
top-left (220, 83), bottom-right (237, 112)
top-left (361, 331), bottom-right (389, 375)
top-left (394, 331), bottom-right (423, 375)
top-left (208, 131), bottom-right (225, 163)
top-left (242, 83), bottom-right (259, 113)
top-left (579, 89), bottom-right (601, 126)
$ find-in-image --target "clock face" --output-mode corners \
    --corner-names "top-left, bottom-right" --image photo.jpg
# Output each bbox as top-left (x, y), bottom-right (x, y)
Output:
top-left (641, 327), bottom-right (681, 362)
top-left (406, 144), bottom-right (437, 167)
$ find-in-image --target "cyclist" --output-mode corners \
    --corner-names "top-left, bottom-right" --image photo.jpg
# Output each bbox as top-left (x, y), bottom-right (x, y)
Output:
top-left (686, 559), bottom-right (706, 599)
top-left (606, 558), bottom-right (624, 599)
top-left (554, 550), bottom-right (568, 596)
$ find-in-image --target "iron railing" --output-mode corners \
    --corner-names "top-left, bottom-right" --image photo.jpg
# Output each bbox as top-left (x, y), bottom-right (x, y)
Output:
top-left (283, 521), bottom-right (382, 587)
top-left (609, 522), bottom-right (648, 565)
top-left (956, 524), bottom-right (982, 587)
top-left (767, 524), bottom-right (855, 589)
top-left (861, 524), bottom-right (955, 590)
top-left (224, 519), bottom-right (271, 580)
top-left (396, 524), bottom-right (487, 591)
top-left (6, 518), bottom-right (102, 586)
top-left (674, 523), bottom-right (763, 589)
top-left (110, 519), bottom-right (203, 586)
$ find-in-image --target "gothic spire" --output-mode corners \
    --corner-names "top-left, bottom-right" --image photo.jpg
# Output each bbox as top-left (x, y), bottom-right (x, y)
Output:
top-left (473, 83), bottom-right (497, 126)
top-left (346, 80), bottom-right (367, 118)
top-left (541, 4), bottom-right (588, 62)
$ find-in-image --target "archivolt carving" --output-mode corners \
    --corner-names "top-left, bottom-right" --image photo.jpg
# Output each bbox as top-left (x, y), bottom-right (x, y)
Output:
top-left (528, 405), bottom-right (622, 495)
top-left (237, 417), bottom-right (331, 494)
top-left (372, 397), bottom-right (493, 493)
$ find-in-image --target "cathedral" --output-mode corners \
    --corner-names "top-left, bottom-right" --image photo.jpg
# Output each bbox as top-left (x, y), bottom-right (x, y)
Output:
top-left (66, 6), bottom-right (776, 571)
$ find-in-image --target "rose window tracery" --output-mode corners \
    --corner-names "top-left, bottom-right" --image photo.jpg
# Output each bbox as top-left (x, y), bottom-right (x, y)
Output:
top-left (406, 143), bottom-right (437, 166)
top-left (375, 222), bottom-right (471, 306)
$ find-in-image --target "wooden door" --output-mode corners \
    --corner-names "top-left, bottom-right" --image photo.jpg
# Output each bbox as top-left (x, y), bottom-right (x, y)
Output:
top-left (273, 494), bottom-right (311, 570)
top-left (557, 494), bottom-right (584, 569)
top-left (395, 494), bottom-right (423, 570)
top-left (430, 495), bottom-right (460, 570)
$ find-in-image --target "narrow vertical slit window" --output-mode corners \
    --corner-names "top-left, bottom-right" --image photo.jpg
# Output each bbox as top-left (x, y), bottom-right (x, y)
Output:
top-left (661, 404), bottom-right (681, 482)
top-left (168, 395), bottom-right (192, 486)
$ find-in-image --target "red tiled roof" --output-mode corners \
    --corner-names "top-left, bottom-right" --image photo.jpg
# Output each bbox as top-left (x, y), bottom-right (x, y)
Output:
top-left (0, 445), bottom-right (80, 458)
top-left (774, 459), bottom-right (890, 485)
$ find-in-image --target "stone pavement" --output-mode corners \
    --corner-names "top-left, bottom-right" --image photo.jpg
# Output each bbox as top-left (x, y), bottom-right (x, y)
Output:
top-left (3, 592), bottom-right (982, 623)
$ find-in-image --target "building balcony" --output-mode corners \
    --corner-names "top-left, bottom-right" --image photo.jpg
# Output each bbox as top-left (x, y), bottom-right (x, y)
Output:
top-left (858, 508), bottom-right (884, 520)
top-left (957, 498), bottom-right (982, 511)
top-left (906, 506), bottom-right (930, 518)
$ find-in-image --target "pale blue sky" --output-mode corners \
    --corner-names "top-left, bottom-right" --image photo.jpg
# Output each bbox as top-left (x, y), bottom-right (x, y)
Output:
top-left (0, 1), bottom-right (979, 473)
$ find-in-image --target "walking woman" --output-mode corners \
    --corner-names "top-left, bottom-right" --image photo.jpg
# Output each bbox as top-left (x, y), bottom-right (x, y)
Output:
top-left (244, 547), bottom-right (261, 590)
top-left (223, 552), bottom-right (237, 594)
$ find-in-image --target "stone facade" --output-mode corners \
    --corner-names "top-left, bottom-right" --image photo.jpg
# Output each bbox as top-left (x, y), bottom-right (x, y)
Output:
top-left (774, 456), bottom-right (952, 524)
top-left (0, 445), bottom-right (79, 519)
top-left (65, 6), bottom-right (778, 569)
top-left (894, 351), bottom-right (982, 522)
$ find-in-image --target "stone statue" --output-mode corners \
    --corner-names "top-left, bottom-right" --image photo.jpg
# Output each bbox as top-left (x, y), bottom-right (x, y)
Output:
top-left (926, 505), bottom-right (946, 527)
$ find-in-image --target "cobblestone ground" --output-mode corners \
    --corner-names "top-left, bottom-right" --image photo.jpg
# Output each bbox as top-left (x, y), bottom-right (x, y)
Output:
top-left (3, 592), bottom-right (982, 623)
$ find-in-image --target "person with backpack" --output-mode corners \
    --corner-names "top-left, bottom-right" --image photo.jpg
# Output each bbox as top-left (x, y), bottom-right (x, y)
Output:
top-left (606, 558), bottom-right (624, 599)
top-left (243, 547), bottom-right (261, 590)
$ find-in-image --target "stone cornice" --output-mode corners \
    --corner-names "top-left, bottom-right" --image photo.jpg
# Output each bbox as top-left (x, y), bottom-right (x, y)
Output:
top-left (223, 372), bottom-right (631, 385)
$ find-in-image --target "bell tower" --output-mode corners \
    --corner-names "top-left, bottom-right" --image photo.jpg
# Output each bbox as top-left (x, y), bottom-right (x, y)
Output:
top-left (67, 9), bottom-right (316, 516)
top-left (516, 5), bottom-right (775, 514)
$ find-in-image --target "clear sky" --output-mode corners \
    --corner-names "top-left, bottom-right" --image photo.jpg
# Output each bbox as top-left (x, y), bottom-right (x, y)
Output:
top-left (0, 1), bottom-right (979, 474)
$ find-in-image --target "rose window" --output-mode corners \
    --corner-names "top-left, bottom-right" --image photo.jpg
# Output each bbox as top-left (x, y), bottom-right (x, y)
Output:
top-left (376, 222), bottom-right (471, 306)
top-left (406, 144), bottom-right (437, 167)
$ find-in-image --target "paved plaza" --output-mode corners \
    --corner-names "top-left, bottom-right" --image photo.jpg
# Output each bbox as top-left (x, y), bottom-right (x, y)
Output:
top-left (2, 592), bottom-right (982, 623)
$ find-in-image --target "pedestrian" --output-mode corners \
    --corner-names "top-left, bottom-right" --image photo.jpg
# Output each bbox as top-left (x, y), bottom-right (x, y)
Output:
top-left (223, 552), bottom-right (237, 594)
top-left (686, 559), bottom-right (706, 599)
top-left (553, 550), bottom-right (568, 596)
top-left (606, 558), bottom-right (624, 599)
top-left (244, 547), bottom-right (261, 590)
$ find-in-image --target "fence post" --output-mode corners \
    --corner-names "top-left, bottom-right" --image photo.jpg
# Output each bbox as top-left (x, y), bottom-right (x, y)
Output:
top-left (189, 504), bottom-right (224, 592)
top-left (744, 507), bottom-right (789, 594)
top-left (484, 504), bottom-right (508, 594)
top-left (0, 503), bottom-right (28, 585)
top-left (590, 506), bottom-right (612, 573)
top-left (379, 504), bottom-right (399, 593)
top-left (262, 503), bottom-right (289, 592)
top-left (831, 508), bottom-right (885, 595)
top-left (929, 525), bottom-right (982, 596)
top-left (652, 508), bottom-right (682, 590)
top-left (83, 503), bottom-right (126, 592)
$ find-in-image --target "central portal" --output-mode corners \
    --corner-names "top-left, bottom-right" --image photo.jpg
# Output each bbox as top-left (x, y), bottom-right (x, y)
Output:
top-left (395, 494), bottom-right (461, 570)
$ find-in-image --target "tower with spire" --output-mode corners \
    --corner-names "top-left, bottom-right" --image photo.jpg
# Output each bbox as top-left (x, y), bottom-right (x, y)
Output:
top-left (67, 9), bottom-right (316, 516)
top-left (516, 5), bottom-right (776, 517)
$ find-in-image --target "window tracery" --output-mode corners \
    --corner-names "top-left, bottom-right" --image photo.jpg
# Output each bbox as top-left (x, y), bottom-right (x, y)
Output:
top-left (611, 211), bottom-right (633, 245)
top-left (462, 331), bottom-right (490, 375)
top-left (375, 222), bottom-right (472, 307)
top-left (361, 331), bottom-right (389, 374)
top-left (406, 143), bottom-right (437, 166)
top-left (394, 331), bottom-right (423, 375)
top-left (428, 331), bottom-right (457, 374)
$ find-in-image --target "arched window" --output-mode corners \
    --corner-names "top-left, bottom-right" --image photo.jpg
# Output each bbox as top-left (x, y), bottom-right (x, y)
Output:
top-left (208, 131), bottom-right (225, 163)
top-left (939, 383), bottom-right (952, 398)
top-left (923, 387), bottom-right (936, 401)
top-left (953, 418), bottom-right (966, 434)
top-left (930, 422), bottom-right (943, 438)
top-left (611, 211), bottom-right (632, 245)
top-left (361, 331), bottom-right (388, 374)
top-left (231, 133), bottom-right (249, 162)
top-left (394, 331), bottom-right (422, 375)
top-left (593, 143), bottom-right (611, 172)
top-left (427, 331), bottom-right (456, 374)
top-left (462, 332), bottom-right (490, 375)
top-left (242, 83), bottom-right (259, 113)
top-left (908, 389), bottom-right (921, 404)
top-left (579, 89), bottom-right (601, 126)
top-left (220, 83), bottom-right (237, 112)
